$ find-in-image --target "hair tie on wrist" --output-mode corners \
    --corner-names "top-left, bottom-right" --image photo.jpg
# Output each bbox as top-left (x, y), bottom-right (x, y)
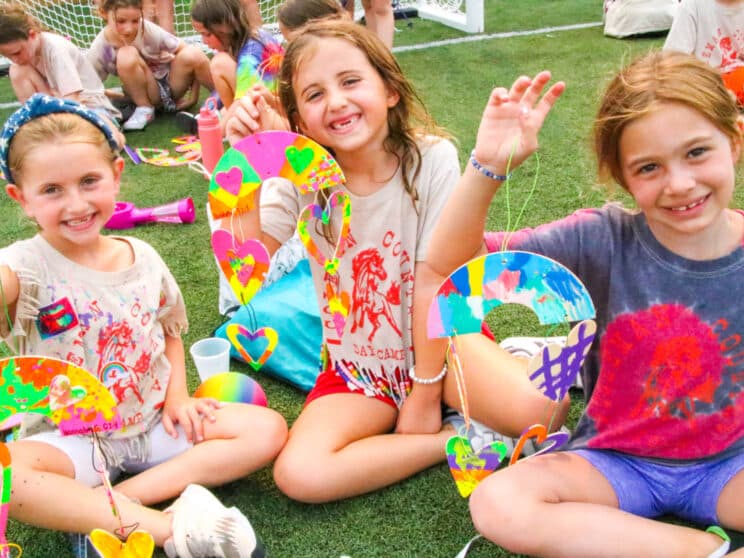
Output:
top-left (409, 365), bottom-right (447, 385)
top-left (469, 150), bottom-right (512, 182)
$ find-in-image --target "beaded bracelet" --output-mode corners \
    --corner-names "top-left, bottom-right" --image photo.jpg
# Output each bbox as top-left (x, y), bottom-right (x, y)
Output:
top-left (409, 365), bottom-right (447, 385)
top-left (469, 150), bottom-right (512, 182)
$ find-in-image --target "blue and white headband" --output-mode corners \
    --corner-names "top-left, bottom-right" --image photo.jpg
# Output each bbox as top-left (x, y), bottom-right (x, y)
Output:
top-left (0, 94), bottom-right (120, 183)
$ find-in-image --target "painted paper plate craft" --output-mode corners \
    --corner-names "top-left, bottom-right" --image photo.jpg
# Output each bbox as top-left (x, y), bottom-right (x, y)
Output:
top-left (427, 251), bottom-right (597, 497)
top-left (208, 130), bottom-right (345, 220)
top-left (0, 356), bottom-right (123, 555)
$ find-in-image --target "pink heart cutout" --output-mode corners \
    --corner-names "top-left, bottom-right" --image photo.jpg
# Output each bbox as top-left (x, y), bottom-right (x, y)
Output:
top-left (211, 229), bottom-right (270, 305)
top-left (215, 167), bottom-right (243, 196)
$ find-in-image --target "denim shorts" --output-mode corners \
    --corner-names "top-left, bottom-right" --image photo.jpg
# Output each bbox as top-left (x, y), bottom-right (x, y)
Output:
top-left (573, 448), bottom-right (744, 525)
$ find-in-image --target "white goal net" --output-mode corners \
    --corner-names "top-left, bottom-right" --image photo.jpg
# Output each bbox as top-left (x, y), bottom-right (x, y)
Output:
top-left (11, 0), bottom-right (482, 52)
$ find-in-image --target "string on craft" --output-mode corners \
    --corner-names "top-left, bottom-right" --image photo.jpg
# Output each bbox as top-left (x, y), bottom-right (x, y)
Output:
top-left (0, 278), bottom-right (18, 357)
top-left (447, 332), bottom-right (470, 431)
top-left (91, 433), bottom-right (139, 539)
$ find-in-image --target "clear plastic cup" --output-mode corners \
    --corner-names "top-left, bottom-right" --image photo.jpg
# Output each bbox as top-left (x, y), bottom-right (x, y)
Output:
top-left (189, 337), bottom-right (231, 381)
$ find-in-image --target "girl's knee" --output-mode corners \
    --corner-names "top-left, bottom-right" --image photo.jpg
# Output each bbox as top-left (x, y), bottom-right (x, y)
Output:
top-left (115, 45), bottom-right (143, 70)
top-left (470, 472), bottom-right (533, 549)
top-left (273, 449), bottom-right (331, 503)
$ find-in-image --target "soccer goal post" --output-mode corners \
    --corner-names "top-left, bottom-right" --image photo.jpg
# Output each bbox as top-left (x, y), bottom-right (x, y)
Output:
top-left (12, 0), bottom-right (482, 50)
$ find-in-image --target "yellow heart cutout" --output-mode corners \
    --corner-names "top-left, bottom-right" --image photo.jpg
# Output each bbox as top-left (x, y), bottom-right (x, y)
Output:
top-left (89, 529), bottom-right (154, 558)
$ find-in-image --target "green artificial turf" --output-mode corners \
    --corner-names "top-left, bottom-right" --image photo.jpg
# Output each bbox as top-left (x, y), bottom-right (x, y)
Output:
top-left (1, 1), bottom-right (742, 556)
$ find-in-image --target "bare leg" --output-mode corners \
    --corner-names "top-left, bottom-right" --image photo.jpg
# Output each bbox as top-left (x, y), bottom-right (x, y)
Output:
top-left (115, 403), bottom-right (287, 505)
top-left (241, 0), bottom-right (263, 27)
top-left (273, 393), bottom-right (452, 502)
top-left (443, 333), bottom-right (570, 437)
top-left (9, 441), bottom-right (172, 544)
top-left (361, 0), bottom-right (394, 48)
top-left (155, 0), bottom-right (175, 33)
top-left (9, 64), bottom-right (51, 102)
top-left (209, 53), bottom-right (237, 110)
top-left (115, 45), bottom-right (159, 108)
top-left (167, 44), bottom-right (213, 105)
top-left (469, 452), bottom-right (726, 558)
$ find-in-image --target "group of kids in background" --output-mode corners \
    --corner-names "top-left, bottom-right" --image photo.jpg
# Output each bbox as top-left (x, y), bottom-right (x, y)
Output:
top-left (0, 0), bottom-right (741, 556)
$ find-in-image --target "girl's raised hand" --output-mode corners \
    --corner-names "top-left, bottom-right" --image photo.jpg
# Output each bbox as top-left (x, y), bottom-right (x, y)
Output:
top-left (473, 71), bottom-right (564, 177)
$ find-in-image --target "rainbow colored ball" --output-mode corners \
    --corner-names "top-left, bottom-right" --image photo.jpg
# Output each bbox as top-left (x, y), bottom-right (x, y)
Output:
top-left (194, 372), bottom-right (267, 407)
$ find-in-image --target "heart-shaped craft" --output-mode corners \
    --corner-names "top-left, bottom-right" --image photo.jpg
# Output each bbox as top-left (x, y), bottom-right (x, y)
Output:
top-left (211, 230), bottom-right (270, 305)
top-left (208, 148), bottom-right (263, 219)
top-left (508, 423), bottom-right (570, 466)
top-left (528, 319), bottom-right (596, 402)
top-left (285, 146), bottom-right (314, 174)
top-left (297, 190), bottom-right (351, 275)
top-left (226, 324), bottom-right (278, 371)
top-left (446, 435), bottom-right (508, 498)
top-left (88, 528), bottom-right (154, 558)
top-left (215, 166), bottom-right (243, 197)
top-left (48, 374), bottom-right (87, 411)
top-left (325, 281), bottom-right (351, 339)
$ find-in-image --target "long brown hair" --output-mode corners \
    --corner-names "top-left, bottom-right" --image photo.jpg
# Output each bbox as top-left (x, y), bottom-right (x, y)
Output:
top-left (190, 0), bottom-right (255, 58)
top-left (0, 2), bottom-right (41, 44)
top-left (279, 19), bottom-right (448, 210)
top-left (594, 50), bottom-right (741, 190)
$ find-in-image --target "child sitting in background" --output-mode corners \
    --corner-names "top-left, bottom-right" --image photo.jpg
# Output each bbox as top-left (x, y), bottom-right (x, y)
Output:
top-left (664, 0), bottom-right (744, 105)
top-left (429, 50), bottom-right (744, 557)
top-left (187, 0), bottom-right (282, 136)
top-left (0, 2), bottom-right (123, 141)
top-left (224, 0), bottom-right (348, 143)
top-left (88, 0), bottom-right (214, 131)
top-left (0, 94), bottom-right (287, 557)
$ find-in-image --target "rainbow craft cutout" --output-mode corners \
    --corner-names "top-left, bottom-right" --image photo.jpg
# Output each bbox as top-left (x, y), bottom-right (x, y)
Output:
top-left (211, 229), bottom-right (270, 305)
top-left (297, 190), bottom-right (352, 275)
top-left (0, 356), bottom-right (121, 436)
top-left (208, 131), bottom-right (346, 219)
top-left (194, 372), bottom-right (268, 407)
top-left (427, 251), bottom-right (596, 339)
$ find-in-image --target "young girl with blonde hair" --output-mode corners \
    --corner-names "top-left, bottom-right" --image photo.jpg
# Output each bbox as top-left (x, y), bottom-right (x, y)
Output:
top-left (0, 94), bottom-right (286, 557)
top-left (430, 50), bottom-right (744, 557)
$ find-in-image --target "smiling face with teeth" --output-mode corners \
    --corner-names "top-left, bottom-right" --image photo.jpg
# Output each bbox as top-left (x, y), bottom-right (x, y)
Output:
top-left (619, 101), bottom-right (743, 260)
top-left (291, 36), bottom-right (400, 162)
top-left (6, 135), bottom-right (123, 258)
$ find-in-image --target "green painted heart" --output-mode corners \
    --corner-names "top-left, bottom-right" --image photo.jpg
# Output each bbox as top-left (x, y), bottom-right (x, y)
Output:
top-left (286, 146), bottom-right (314, 174)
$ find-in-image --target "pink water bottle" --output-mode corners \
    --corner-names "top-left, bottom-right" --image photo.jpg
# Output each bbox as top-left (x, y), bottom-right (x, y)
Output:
top-left (198, 98), bottom-right (224, 174)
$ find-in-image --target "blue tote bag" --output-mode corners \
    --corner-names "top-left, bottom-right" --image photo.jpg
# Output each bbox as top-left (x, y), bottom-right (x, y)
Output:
top-left (214, 258), bottom-right (322, 392)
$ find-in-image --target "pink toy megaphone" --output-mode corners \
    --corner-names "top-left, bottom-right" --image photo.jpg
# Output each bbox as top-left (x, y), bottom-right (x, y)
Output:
top-left (105, 197), bottom-right (196, 229)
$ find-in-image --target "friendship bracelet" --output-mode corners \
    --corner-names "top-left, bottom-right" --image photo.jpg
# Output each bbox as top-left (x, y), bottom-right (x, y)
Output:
top-left (409, 365), bottom-right (447, 385)
top-left (469, 150), bottom-right (512, 182)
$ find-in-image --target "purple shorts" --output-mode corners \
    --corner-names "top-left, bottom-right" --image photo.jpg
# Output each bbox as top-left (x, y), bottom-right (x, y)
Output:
top-left (573, 448), bottom-right (744, 525)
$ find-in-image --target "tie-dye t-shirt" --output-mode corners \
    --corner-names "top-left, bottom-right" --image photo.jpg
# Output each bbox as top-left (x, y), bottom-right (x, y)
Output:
top-left (484, 203), bottom-right (744, 463)
top-left (0, 235), bottom-right (188, 439)
top-left (234, 29), bottom-right (284, 100)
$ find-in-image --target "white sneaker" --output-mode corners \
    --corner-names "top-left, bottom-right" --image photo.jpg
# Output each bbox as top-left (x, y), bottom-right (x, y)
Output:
top-left (164, 484), bottom-right (265, 558)
top-left (443, 409), bottom-right (537, 457)
top-left (122, 106), bottom-right (155, 131)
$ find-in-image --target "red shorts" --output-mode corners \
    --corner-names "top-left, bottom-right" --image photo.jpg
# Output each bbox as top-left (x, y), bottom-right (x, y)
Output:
top-left (304, 357), bottom-right (409, 410)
